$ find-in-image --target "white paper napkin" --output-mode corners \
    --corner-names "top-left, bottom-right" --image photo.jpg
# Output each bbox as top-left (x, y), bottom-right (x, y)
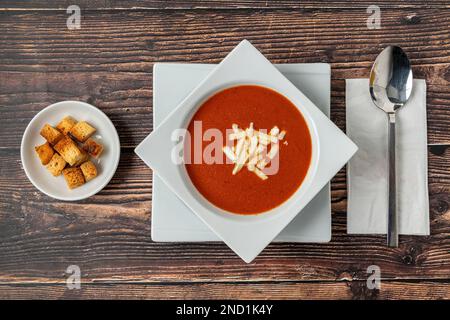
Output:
top-left (346, 79), bottom-right (429, 235)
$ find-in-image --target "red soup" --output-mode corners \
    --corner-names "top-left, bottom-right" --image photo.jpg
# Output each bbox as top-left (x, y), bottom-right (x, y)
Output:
top-left (185, 85), bottom-right (312, 214)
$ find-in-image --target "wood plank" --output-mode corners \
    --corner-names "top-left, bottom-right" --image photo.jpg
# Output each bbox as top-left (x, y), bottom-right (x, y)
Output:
top-left (0, 147), bottom-right (448, 283)
top-left (0, 1), bottom-right (449, 10)
top-left (0, 72), bottom-right (152, 149)
top-left (0, 9), bottom-right (449, 147)
top-left (0, 281), bottom-right (449, 300)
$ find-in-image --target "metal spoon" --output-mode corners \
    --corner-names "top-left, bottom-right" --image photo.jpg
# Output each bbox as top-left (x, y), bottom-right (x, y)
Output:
top-left (369, 46), bottom-right (413, 247)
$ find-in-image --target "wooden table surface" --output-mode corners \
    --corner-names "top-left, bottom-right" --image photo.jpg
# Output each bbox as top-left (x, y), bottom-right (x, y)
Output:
top-left (0, 0), bottom-right (449, 300)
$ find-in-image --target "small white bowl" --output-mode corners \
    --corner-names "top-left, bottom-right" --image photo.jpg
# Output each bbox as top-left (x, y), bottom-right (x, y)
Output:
top-left (21, 101), bottom-right (120, 201)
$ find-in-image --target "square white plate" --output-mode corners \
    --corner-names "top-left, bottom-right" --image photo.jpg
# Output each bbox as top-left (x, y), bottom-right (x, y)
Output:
top-left (135, 40), bottom-right (357, 263)
top-left (152, 63), bottom-right (332, 243)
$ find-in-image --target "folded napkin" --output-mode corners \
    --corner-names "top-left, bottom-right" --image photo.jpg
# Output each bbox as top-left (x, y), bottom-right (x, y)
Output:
top-left (346, 79), bottom-right (429, 235)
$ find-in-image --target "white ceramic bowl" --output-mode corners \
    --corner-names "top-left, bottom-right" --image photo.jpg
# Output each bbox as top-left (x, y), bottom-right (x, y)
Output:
top-left (179, 84), bottom-right (320, 223)
top-left (21, 101), bottom-right (121, 201)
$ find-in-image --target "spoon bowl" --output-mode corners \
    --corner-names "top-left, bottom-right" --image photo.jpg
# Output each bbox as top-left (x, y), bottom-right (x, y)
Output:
top-left (370, 46), bottom-right (413, 113)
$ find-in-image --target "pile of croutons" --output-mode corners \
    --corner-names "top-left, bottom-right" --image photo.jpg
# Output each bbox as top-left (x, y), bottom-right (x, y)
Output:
top-left (35, 116), bottom-right (104, 190)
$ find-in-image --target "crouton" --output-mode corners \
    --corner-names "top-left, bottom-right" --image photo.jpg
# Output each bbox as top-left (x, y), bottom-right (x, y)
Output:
top-left (69, 121), bottom-right (96, 142)
top-left (35, 142), bottom-right (54, 165)
top-left (62, 167), bottom-right (85, 189)
top-left (46, 153), bottom-right (67, 176)
top-left (40, 124), bottom-right (63, 145)
top-left (82, 138), bottom-right (104, 158)
top-left (56, 116), bottom-right (77, 135)
top-left (80, 161), bottom-right (97, 182)
top-left (73, 149), bottom-right (90, 167)
top-left (54, 136), bottom-right (85, 166)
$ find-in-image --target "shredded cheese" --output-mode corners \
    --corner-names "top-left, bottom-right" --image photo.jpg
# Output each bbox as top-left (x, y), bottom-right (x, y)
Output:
top-left (229, 131), bottom-right (246, 140)
top-left (222, 123), bottom-right (286, 180)
top-left (222, 146), bottom-right (236, 162)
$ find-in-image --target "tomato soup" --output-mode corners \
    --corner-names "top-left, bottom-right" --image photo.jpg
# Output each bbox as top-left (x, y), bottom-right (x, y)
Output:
top-left (185, 85), bottom-right (312, 214)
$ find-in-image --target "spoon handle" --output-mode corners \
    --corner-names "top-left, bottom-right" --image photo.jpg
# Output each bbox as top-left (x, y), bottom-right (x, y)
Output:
top-left (387, 114), bottom-right (398, 247)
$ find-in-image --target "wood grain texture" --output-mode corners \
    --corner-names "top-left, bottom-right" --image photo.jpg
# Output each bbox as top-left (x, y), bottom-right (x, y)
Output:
top-left (0, 9), bottom-right (449, 148)
top-left (0, 148), bottom-right (448, 284)
top-left (0, 1), bottom-right (449, 10)
top-left (0, 281), bottom-right (449, 300)
top-left (0, 3), bottom-right (449, 299)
